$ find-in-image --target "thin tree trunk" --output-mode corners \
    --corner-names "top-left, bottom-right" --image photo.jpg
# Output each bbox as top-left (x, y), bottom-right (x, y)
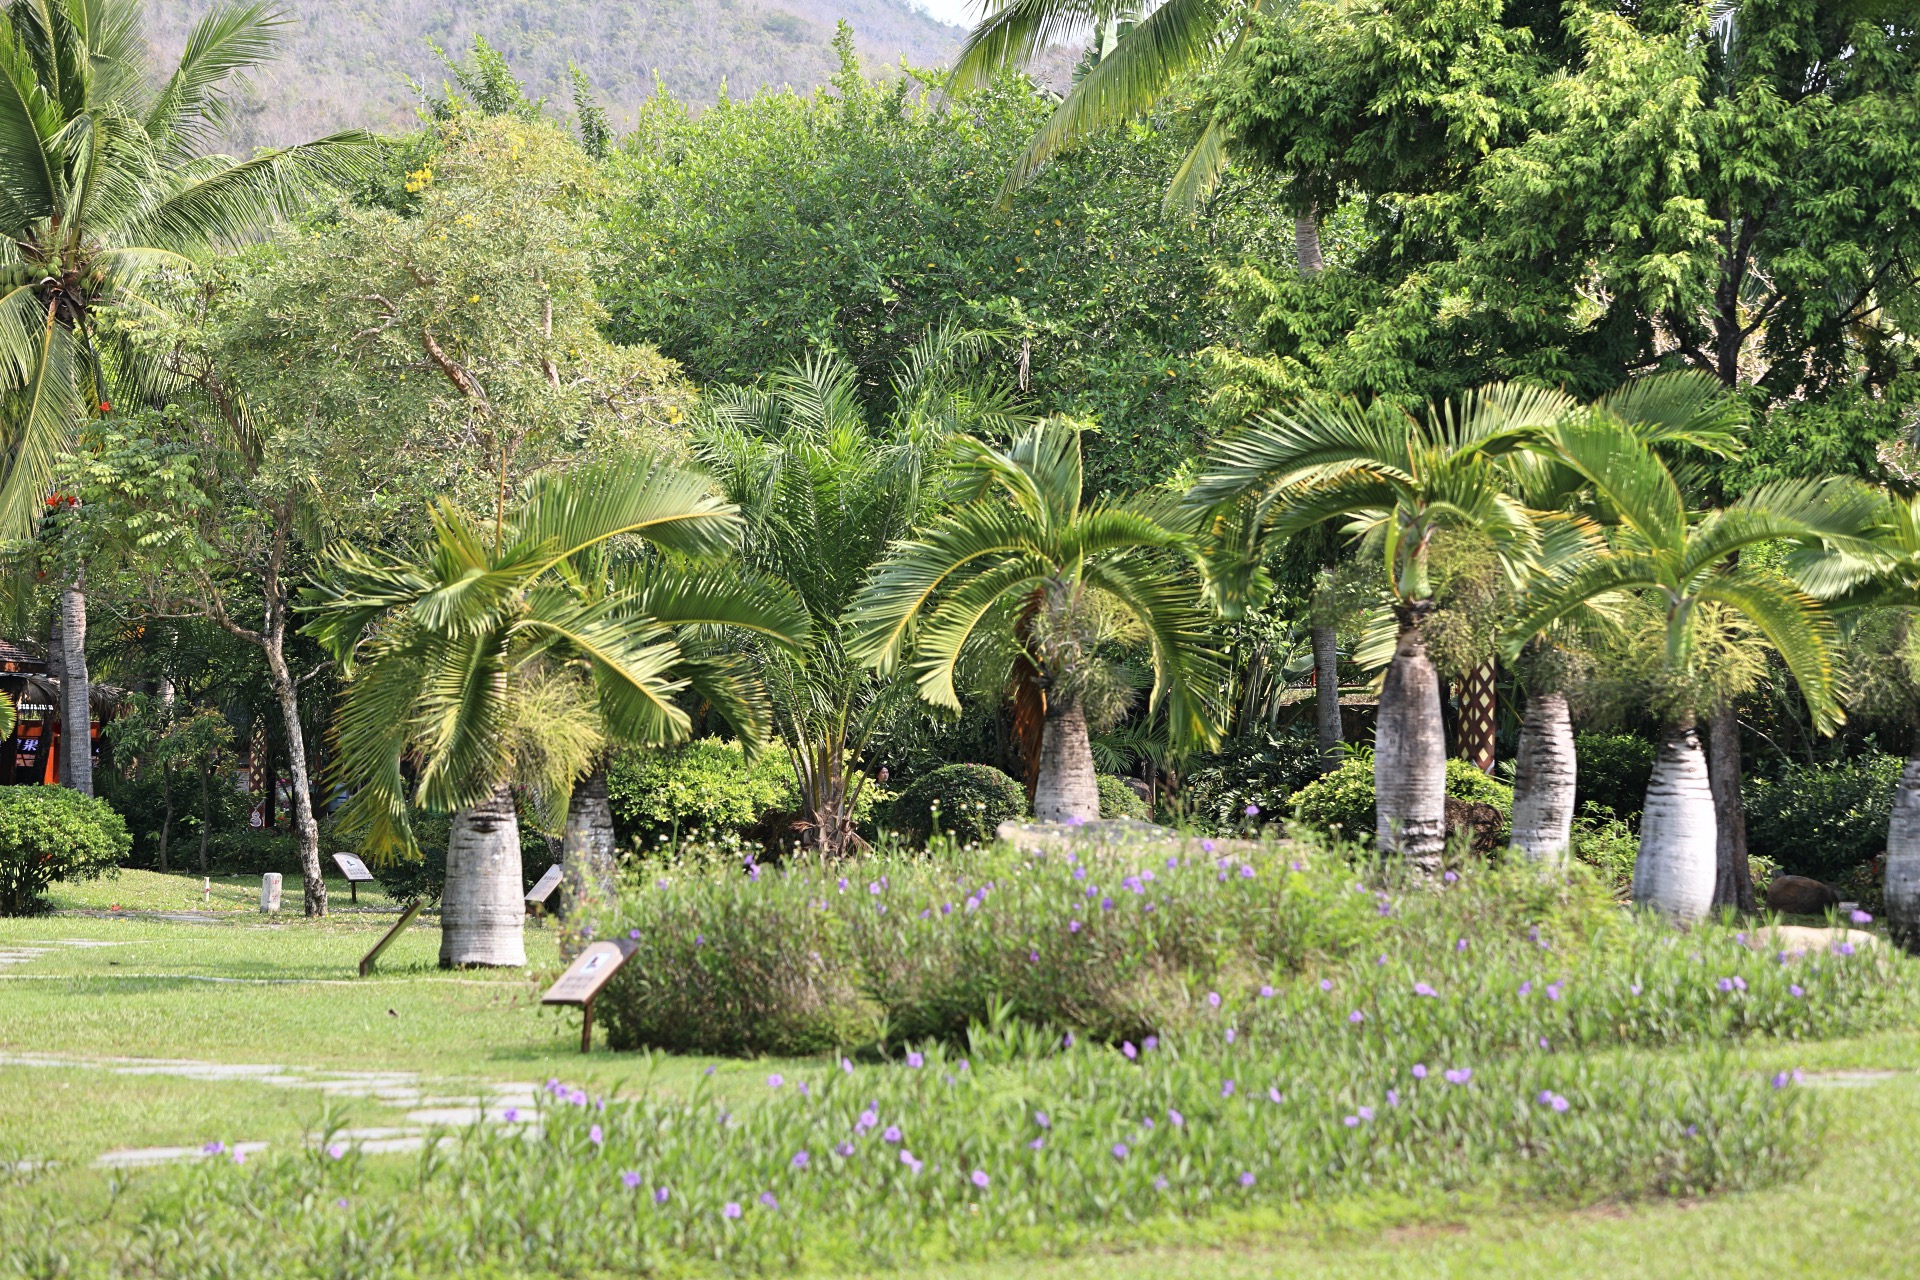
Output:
top-left (1634, 720), bottom-right (1718, 922)
top-left (1509, 689), bottom-right (1576, 863)
top-left (1374, 615), bottom-right (1447, 873)
top-left (1708, 700), bottom-right (1754, 912)
top-left (1033, 694), bottom-right (1099, 823)
top-left (1887, 750), bottom-right (1920, 953)
top-left (59, 579), bottom-right (92, 796)
top-left (1294, 207), bottom-right (1324, 276)
top-left (157, 763), bottom-right (175, 874)
top-left (441, 782), bottom-right (527, 968)
top-left (1311, 621), bottom-right (1343, 774)
top-left (561, 757), bottom-right (617, 922)
top-left (198, 761), bottom-right (212, 875)
top-left (265, 638), bottom-right (325, 916)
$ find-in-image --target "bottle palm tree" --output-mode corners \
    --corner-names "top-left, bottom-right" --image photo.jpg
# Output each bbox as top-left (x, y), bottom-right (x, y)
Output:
top-left (1507, 418), bottom-right (1871, 921)
top-left (698, 325), bottom-right (1026, 854)
top-left (850, 420), bottom-right (1226, 821)
top-left (1190, 384), bottom-right (1579, 871)
top-left (303, 456), bottom-right (807, 967)
top-left (0, 2), bottom-right (366, 816)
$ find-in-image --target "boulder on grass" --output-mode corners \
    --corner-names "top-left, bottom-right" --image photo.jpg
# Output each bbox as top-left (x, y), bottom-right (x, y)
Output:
top-left (1767, 874), bottom-right (1840, 916)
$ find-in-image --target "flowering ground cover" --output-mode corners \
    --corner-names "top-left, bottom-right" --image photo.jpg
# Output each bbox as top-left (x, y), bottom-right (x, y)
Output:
top-left (3, 841), bottom-right (1913, 1278)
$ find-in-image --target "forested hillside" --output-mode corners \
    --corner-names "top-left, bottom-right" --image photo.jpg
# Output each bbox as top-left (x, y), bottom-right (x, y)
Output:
top-left (145, 0), bottom-right (967, 146)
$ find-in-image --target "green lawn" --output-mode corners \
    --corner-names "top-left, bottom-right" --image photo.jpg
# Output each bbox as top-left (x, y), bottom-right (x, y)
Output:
top-left (3, 895), bottom-right (1918, 1278)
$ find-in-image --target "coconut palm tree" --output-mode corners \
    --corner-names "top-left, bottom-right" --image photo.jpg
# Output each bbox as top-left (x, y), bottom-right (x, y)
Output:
top-left (850, 420), bottom-right (1226, 821)
top-left (303, 456), bottom-right (807, 966)
top-left (1507, 417), bottom-right (1871, 922)
top-left (0, 1), bottom-right (367, 815)
top-left (1190, 384), bottom-right (1586, 870)
top-left (698, 325), bottom-right (1026, 854)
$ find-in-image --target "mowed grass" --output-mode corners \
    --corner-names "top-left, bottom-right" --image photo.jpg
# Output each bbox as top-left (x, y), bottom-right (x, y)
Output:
top-left (43, 866), bottom-right (406, 913)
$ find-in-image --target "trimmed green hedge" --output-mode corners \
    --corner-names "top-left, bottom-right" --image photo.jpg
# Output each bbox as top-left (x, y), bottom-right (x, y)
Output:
top-left (1097, 774), bottom-right (1149, 820)
top-left (1289, 755), bottom-right (1513, 842)
top-left (0, 786), bottom-right (132, 915)
top-left (888, 764), bottom-right (1027, 847)
top-left (606, 740), bottom-right (797, 846)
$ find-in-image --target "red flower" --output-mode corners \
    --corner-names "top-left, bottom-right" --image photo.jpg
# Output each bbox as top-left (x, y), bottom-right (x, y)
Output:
top-left (97, 401), bottom-right (110, 413)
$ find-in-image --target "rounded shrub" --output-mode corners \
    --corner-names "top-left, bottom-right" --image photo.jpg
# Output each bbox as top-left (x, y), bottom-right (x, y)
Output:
top-left (1096, 774), bottom-right (1148, 820)
top-left (888, 763), bottom-right (1026, 847)
top-left (1745, 753), bottom-right (1903, 882)
top-left (1290, 755), bottom-right (1513, 841)
top-left (0, 786), bottom-right (132, 915)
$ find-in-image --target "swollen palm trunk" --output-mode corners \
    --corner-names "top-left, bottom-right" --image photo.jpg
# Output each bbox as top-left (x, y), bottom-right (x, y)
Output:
top-left (1509, 690), bottom-right (1576, 863)
top-left (561, 762), bottom-right (618, 922)
top-left (440, 783), bottom-right (527, 968)
top-left (1887, 752), bottom-right (1920, 952)
top-left (1033, 695), bottom-right (1100, 823)
top-left (1374, 620), bottom-right (1446, 873)
top-left (1632, 724), bottom-right (1716, 922)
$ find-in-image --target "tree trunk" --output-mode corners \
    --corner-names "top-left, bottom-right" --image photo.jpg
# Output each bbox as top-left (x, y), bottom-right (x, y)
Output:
top-left (1458, 660), bottom-right (1497, 774)
top-left (157, 763), bottom-right (175, 874)
top-left (1294, 207), bottom-right (1324, 276)
top-left (1032, 694), bottom-right (1099, 823)
top-left (264, 636), bottom-right (325, 917)
top-left (441, 782), bottom-right (527, 968)
top-left (1509, 689), bottom-right (1577, 863)
top-left (197, 762), bottom-right (212, 875)
top-left (1707, 700), bottom-right (1754, 912)
top-left (1885, 749), bottom-right (1920, 952)
top-left (1311, 621), bottom-right (1343, 774)
top-left (1374, 616), bottom-right (1447, 873)
top-left (59, 579), bottom-right (91, 796)
top-left (561, 758), bottom-right (617, 921)
top-left (1633, 720), bottom-right (1718, 922)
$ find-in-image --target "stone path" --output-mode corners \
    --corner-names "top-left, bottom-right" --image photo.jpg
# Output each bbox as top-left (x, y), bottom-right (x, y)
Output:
top-left (0, 1051), bottom-right (541, 1170)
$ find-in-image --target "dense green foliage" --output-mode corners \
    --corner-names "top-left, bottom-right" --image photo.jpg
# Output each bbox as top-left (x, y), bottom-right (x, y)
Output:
top-left (1574, 734), bottom-right (1659, 824)
top-left (602, 40), bottom-right (1292, 491)
top-left (606, 741), bottom-right (800, 849)
top-left (1181, 726), bottom-right (1328, 828)
top-left (886, 764), bottom-right (1028, 848)
top-left (1288, 756), bottom-right (1514, 843)
top-left (1745, 754), bottom-right (1906, 883)
top-left (0, 787), bottom-right (133, 915)
top-left (1097, 775), bottom-right (1149, 821)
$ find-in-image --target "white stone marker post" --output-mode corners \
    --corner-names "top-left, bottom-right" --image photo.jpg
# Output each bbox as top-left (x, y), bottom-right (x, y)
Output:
top-left (260, 873), bottom-right (283, 914)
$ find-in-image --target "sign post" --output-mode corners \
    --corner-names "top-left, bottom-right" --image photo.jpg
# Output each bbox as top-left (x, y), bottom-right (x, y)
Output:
top-left (524, 864), bottom-right (564, 922)
top-left (541, 938), bottom-right (638, 1053)
top-left (358, 900), bottom-right (424, 977)
top-left (331, 853), bottom-right (376, 905)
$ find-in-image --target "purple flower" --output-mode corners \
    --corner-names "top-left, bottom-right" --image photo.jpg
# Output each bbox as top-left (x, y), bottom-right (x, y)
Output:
top-left (1225, 1028), bottom-right (1237, 1044)
top-left (621, 1170), bottom-right (642, 1189)
top-left (1411, 1064), bottom-right (1428, 1079)
top-left (655, 1186), bottom-right (670, 1204)
top-left (1221, 1079), bottom-right (1236, 1097)
top-left (1245, 803), bottom-right (1260, 817)
top-left (1771, 1072), bottom-right (1793, 1089)
top-left (883, 1125), bottom-right (903, 1143)
top-left (1732, 976), bottom-right (1747, 991)
top-left (1290, 860), bottom-right (1305, 872)
top-left (1140, 1116), bottom-right (1154, 1130)
top-left (857, 1108), bottom-right (877, 1132)
top-left (1789, 983), bottom-right (1805, 998)
top-left (1630, 983), bottom-right (1642, 996)
top-left (1456, 938), bottom-right (1468, 952)
top-left (791, 1150), bottom-right (810, 1169)
top-left (1101, 897), bottom-right (1115, 911)
top-left (1348, 1010), bottom-right (1365, 1024)
top-left (1143, 1036), bottom-right (1158, 1051)
top-left (232, 1151), bottom-right (246, 1166)
top-left (1242, 865), bottom-right (1257, 880)
top-left (906, 1052), bottom-right (924, 1069)
top-left (1239, 1171), bottom-right (1256, 1187)
top-left (1168, 1109), bottom-right (1184, 1127)
top-left (1357, 1106), bottom-right (1374, 1121)
top-left (1444, 1068), bottom-right (1472, 1085)
top-left (326, 1143), bottom-right (346, 1160)
top-left (1122, 1041), bottom-right (1137, 1060)
top-left (1154, 1175), bottom-right (1170, 1190)
top-left (723, 1202), bottom-right (743, 1221)
top-left (971, 1169), bottom-right (990, 1188)
top-left (1063, 1031), bottom-right (1075, 1048)
top-left (1027, 1137), bottom-right (1045, 1151)
top-left (1111, 1143), bottom-right (1130, 1161)
top-left (568, 1089), bottom-right (587, 1107)
top-left (1552, 1095), bottom-right (1570, 1113)
top-left (1034, 1110), bottom-right (1051, 1128)
top-left (798, 1081), bottom-right (811, 1097)
top-left (1319, 979), bottom-right (1334, 992)
top-left (1201, 840), bottom-right (1216, 854)
top-left (1386, 1089), bottom-right (1399, 1107)
top-left (1028, 950), bottom-right (1040, 963)
top-left (835, 1142), bottom-right (855, 1158)
top-left (629, 929), bottom-right (641, 940)
top-left (869, 881), bottom-right (882, 895)
top-left (1443, 870), bottom-right (1459, 883)
top-left (1833, 942), bottom-right (1856, 957)
top-left (1539, 1037), bottom-right (1550, 1050)
top-left (1377, 954), bottom-right (1388, 966)
top-left (588, 1124), bottom-right (604, 1146)
top-left (1268, 1087), bottom-right (1283, 1103)
top-left (1259, 984), bottom-right (1275, 998)
top-left (694, 935), bottom-right (704, 947)
top-left (1717, 978), bottom-right (1734, 993)
top-left (1342, 1115), bottom-right (1359, 1127)
top-left (1074, 866), bottom-right (1088, 881)
top-left (1207, 991), bottom-right (1222, 1008)
top-left (1518, 981), bottom-right (1532, 997)
top-left (759, 1192), bottom-right (779, 1210)
top-left (202, 1141), bottom-right (225, 1156)
top-left (335, 1198), bottom-right (350, 1210)
top-left (1069, 920), bottom-right (1083, 933)
top-left (502, 1108), bottom-right (520, 1123)
top-left (1545, 983), bottom-right (1563, 1002)
top-left (1413, 982), bottom-right (1437, 998)
top-left (900, 1150), bottom-right (923, 1173)
top-left (767, 1074), bottom-right (785, 1088)
top-left (1851, 909), bottom-right (1873, 924)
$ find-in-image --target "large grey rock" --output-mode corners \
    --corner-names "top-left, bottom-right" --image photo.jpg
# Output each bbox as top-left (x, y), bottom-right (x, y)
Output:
top-left (1766, 875), bottom-right (1839, 916)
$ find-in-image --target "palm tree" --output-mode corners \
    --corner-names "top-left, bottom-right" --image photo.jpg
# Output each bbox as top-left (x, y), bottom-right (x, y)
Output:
top-left (699, 326), bottom-right (1025, 854)
top-left (1507, 418), bottom-right (1870, 922)
top-left (0, 3), bottom-right (364, 902)
top-left (1190, 384), bottom-right (1580, 871)
top-left (951, 0), bottom-right (1304, 224)
top-left (850, 420), bottom-right (1226, 821)
top-left (303, 456), bottom-right (806, 966)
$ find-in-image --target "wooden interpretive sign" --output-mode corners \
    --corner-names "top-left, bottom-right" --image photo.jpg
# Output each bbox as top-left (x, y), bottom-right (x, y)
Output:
top-left (358, 900), bottom-right (424, 977)
top-left (541, 938), bottom-right (639, 1053)
top-left (524, 864), bottom-right (564, 920)
top-left (332, 853), bottom-right (375, 904)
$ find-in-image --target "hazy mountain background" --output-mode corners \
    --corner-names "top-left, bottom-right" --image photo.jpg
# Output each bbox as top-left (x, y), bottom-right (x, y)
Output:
top-left (145, 0), bottom-right (1004, 149)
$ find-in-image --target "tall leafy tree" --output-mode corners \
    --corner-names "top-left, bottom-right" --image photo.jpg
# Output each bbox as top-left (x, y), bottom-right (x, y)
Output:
top-left (0, 0), bottom-right (366, 805)
top-left (850, 420), bottom-right (1226, 822)
top-left (303, 457), bottom-right (806, 967)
